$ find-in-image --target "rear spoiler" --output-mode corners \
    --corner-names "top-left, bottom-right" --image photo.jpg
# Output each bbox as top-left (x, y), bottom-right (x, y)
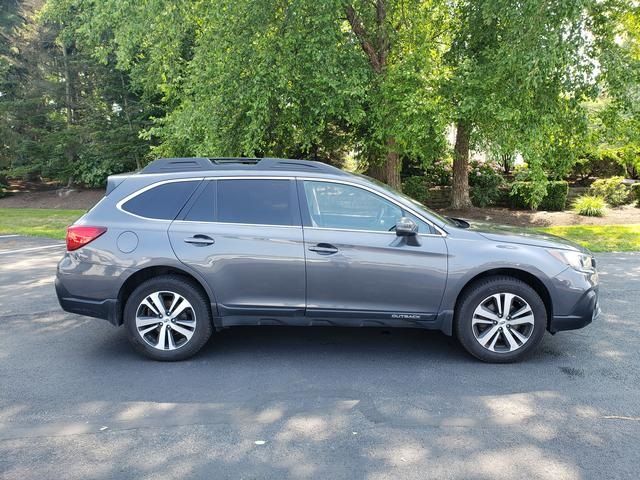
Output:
top-left (105, 174), bottom-right (130, 195)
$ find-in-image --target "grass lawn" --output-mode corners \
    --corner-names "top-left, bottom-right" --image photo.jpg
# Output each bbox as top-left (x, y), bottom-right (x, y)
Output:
top-left (540, 225), bottom-right (640, 252)
top-left (0, 208), bottom-right (85, 240)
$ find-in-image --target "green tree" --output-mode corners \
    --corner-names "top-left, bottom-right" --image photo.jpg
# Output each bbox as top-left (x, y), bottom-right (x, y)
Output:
top-left (444, 0), bottom-right (603, 208)
top-left (342, 0), bottom-right (450, 188)
top-left (592, 2), bottom-right (640, 179)
top-left (0, 0), bottom-right (150, 186)
top-left (4, 0), bottom-right (639, 201)
top-left (51, 0), bottom-right (450, 189)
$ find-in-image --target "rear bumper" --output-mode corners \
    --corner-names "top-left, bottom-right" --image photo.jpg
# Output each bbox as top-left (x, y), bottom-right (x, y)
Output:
top-left (55, 276), bottom-right (120, 326)
top-left (549, 286), bottom-right (600, 333)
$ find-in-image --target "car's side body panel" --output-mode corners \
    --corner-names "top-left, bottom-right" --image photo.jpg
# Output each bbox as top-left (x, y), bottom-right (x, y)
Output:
top-left (168, 220), bottom-right (307, 319)
top-left (302, 227), bottom-right (448, 323)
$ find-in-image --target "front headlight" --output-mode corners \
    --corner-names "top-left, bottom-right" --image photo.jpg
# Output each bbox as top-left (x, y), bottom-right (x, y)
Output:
top-left (548, 249), bottom-right (595, 273)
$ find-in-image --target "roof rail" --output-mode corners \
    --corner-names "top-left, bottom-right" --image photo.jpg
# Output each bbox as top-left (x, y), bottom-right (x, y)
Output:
top-left (140, 157), bottom-right (348, 176)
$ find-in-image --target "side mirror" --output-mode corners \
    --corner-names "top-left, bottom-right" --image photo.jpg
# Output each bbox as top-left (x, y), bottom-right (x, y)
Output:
top-left (395, 217), bottom-right (418, 237)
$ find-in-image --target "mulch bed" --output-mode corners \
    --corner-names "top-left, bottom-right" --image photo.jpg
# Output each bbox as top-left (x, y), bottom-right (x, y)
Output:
top-left (439, 205), bottom-right (640, 227)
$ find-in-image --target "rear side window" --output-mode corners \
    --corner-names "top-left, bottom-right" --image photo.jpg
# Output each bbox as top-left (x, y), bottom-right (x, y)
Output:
top-left (217, 179), bottom-right (297, 226)
top-left (122, 181), bottom-right (199, 220)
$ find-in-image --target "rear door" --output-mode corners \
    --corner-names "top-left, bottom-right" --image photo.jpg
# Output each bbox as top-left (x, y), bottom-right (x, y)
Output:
top-left (299, 179), bottom-right (448, 324)
top-left (168, 178), bottom-right (306, 321)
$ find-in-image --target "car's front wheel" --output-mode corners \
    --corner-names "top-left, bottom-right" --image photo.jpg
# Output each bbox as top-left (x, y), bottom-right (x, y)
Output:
top-left (124, 275), bottom-right (213, 361)
top-left (455, 276), bottom-right (546, 363)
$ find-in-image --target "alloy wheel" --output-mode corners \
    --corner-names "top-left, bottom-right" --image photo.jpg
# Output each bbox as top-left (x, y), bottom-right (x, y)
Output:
top-left (135, 291), bottom-right (196, 351)
top-left (471, 293), bottom-right (535, 353)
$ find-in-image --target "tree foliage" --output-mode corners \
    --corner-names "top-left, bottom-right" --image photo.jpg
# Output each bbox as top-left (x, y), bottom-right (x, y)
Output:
top-left (1, 0), bottom-right (150, 185)
top-left (0, 0), bottom-right (638, 204)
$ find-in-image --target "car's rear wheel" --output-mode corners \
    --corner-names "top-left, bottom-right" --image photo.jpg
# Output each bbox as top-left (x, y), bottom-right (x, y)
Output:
top-left (124, 275), bottom-right (213, 361)
top-left (455, 276), bottom-right (546, 363)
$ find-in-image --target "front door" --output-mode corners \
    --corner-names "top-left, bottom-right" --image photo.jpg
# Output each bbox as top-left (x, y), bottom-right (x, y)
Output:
top-left (299, 179), bottom-right (448, 324)
top-left (169, 178), bottom-right (306, 321)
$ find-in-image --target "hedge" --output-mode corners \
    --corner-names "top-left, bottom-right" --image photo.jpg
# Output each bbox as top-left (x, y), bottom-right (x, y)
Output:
top-left (632, 183), bottom-right (640, 207)
top-left (539, 181), bottom-right (569, 211)
top-left (510, 180), bottom-right (569, 211)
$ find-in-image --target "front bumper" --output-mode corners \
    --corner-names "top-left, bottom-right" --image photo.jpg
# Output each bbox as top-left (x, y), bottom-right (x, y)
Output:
top-left (549, 286), bottom-right (600, 333)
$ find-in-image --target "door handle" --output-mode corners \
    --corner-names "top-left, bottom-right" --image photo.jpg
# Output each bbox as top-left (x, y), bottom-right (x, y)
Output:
top-left (184, 234), bottom-right (215, 246)
top-left (308, 243), bottom-right (338, 255)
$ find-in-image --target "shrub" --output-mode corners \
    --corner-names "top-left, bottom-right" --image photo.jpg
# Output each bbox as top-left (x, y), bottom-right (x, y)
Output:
top-left (539, 181), bottom-right (569, 211)
top-left (590, 176), bottom-right (630, 207)
top-left (509, 181), bottom-right (547, 210)
top-left (402, 176), bottom-right (429, 204)
top-left (469, 161), bottom-right (505, 207)
top-left (0, 172), bottom-right (7, 198)
top-left (631, 183), bottom-right (640, 207)
top-left (573, 195), bottom-right (606, 217)
top-left (424, 158), bottom-right (452, 187)
top-left (570, 153), bottom-right (625, 181)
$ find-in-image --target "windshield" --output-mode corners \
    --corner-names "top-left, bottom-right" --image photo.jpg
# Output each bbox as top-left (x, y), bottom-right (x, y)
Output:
top-left (354, 174), bottom-right (457, 227)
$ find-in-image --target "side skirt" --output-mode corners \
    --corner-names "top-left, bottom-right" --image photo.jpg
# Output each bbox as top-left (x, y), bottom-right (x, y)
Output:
top-left (218, 307), bottom-right (442, 329)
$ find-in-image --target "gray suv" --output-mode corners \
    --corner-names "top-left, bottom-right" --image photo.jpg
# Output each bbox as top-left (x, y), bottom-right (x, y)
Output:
top-left (55, 157), bottom-right (600, 362)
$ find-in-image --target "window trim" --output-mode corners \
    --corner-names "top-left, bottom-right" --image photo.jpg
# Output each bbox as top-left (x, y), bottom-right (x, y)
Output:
top-left (118, 175), bottom-right (446, 236)
top-left (116, 178), bottom-right (204, 221)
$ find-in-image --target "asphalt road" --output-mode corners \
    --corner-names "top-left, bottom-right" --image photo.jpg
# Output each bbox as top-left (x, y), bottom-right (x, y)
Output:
top-left (0, 235), bottom-right (639, 480)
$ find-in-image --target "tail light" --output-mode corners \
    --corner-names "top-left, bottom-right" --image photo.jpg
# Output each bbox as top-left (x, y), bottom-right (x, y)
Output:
top-left (66, 226), bottom-right (107, 251)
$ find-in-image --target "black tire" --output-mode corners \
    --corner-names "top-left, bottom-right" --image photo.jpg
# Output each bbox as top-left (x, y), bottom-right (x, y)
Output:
top-left (455, 276), bottom-right (546, 363)
top-left (124, 275), bottom-right (213, 361)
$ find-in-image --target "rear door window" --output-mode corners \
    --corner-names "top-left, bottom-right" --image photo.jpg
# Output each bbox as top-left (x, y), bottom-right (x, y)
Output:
top-left (184, 181), bottom-right (216, 222)
top-left (122, 180), bottom-right (200, 220)
top-left (217, 179), bottom-right (298, 226)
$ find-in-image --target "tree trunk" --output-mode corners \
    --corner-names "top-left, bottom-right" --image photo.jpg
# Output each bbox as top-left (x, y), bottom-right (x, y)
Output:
top-left (385, 137), bottom-right (401, 190)
top-left (120, 72), bottom-right (141, 170)
top-left (366, 138), bottom-right (402, 190)
top-left (451, 120), bottom-right (472, 209)
top-left (62, 42), bottom-right (77, 185)
top-left (61, 44), bottom-right (73, 125)
top-left (367, 163), bottom-right (385, 182)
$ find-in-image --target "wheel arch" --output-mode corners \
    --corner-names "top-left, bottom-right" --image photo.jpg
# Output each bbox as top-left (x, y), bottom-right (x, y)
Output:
top-left (453, 268), bottom-right (553, 329)
top-left (116, 265), bottom-right (217, 326)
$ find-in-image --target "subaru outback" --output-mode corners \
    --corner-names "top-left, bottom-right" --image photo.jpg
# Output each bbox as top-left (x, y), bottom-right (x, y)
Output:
top-left (55, 158), bottom-right (600, 362)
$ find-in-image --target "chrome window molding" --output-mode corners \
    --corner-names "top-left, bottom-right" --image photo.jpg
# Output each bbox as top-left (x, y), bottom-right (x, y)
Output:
top-left (171, 220), bottom-right (301, 230)
top-left (116, 175), bottom-right (447, 237)
top-left (303, 226), bottom-right (443, 237)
